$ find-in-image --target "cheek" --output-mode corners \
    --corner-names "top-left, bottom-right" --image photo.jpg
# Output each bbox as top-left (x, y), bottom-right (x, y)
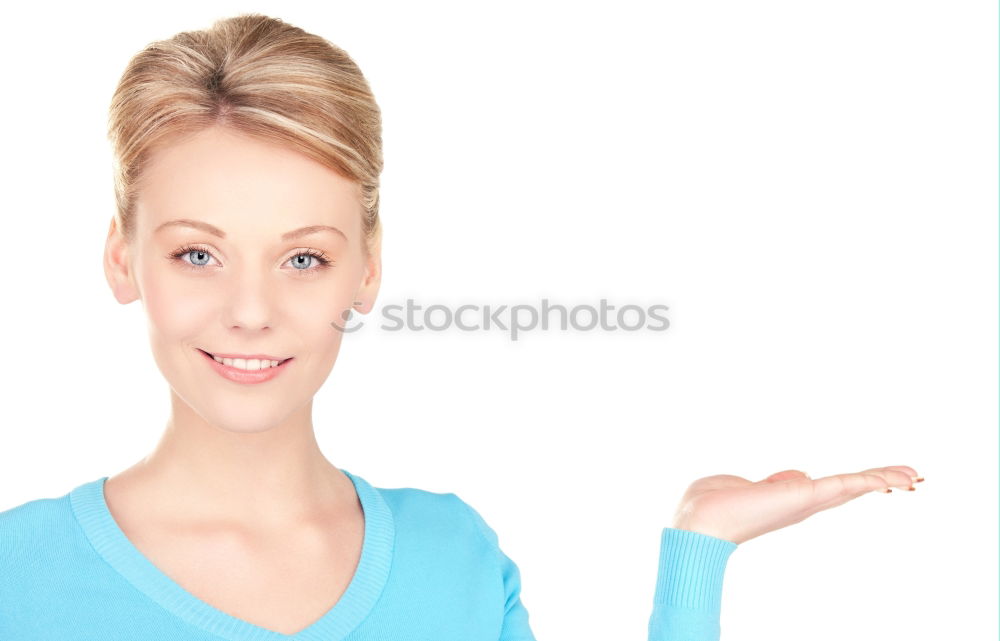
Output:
top-left (298, 286), bottom-right (358, 354)
top-left (300, 261), bottom-right (368, 347)
top-left (141, 266), bottom-right (217, 342)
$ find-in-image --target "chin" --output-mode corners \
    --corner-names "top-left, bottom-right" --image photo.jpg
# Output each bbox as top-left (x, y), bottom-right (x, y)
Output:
top-left (201, 403), bottom-right (296, 435)
top-left (169, 382), bottom-right (306, 435)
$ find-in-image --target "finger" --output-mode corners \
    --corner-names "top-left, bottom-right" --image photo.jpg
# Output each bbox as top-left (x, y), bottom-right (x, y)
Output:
top-left (812, 472), bottom-right (889, 513)
top-left (862, 466), bottom-right (916, 494)
top-left (860, 465), bottom-right (924, 484)
top-left (804, 470), bottom-right (913, 518)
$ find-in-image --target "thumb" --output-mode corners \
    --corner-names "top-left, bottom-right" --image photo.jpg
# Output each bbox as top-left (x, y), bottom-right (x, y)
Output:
top-left (761, 469), bottom-right (811, 483)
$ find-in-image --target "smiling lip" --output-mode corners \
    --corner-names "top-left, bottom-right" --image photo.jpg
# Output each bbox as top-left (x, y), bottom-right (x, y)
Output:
top-left (200, 350), bottom-right (292, 362)
top-left (197, 348), bottom-right (293, 384)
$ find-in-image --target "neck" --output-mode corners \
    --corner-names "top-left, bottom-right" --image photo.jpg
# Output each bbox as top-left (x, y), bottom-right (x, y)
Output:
top-left (108, 390), bottom-right (348, 528)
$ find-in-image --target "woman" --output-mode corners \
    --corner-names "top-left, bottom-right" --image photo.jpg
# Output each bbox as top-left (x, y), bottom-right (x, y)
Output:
top-left (0, 13), bottom-right (921, 640)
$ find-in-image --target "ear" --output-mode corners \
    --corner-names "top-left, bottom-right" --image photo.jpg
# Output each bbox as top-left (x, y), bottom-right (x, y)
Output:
top-left (103, 216), bottom-right (141, 304)
top-left (352, 232), bottom-right (382, 315)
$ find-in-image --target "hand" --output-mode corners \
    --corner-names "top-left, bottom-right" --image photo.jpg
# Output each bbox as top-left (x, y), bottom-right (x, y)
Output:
top-left (671, 465), bottom-right (923, 545)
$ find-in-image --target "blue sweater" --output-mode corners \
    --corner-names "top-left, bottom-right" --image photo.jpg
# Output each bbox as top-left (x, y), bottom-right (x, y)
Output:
top-left (0, 469), bottom-right (738, 640)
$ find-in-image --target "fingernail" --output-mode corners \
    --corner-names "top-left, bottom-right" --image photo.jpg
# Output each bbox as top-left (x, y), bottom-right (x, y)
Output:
top-left (882, 488), bottom-right (892, 493)
top-left (906, 486), bottom-right (915, 491)
top-left (912, 476), bottom-right (924, 483)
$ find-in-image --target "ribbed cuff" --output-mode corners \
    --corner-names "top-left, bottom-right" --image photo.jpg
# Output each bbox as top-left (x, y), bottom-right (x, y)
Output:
top-left (653, 527), bottom-right (738, 613)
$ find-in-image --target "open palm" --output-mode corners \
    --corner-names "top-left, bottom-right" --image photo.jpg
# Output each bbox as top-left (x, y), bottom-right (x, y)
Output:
top-left (671, 465), bottom-right (923, 545)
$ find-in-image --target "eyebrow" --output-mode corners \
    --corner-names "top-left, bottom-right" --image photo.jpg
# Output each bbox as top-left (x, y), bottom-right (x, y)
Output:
top-left (155, 219), bottom-right (348, 242)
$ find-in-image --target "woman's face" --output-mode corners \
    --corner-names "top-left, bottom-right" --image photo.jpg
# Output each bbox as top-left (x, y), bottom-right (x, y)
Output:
top-left (104, 125), bottom-right (381, 434)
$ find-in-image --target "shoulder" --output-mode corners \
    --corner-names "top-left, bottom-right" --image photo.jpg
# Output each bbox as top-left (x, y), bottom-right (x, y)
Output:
top-left (0, 486), bottom-right (80, 580)
top-left (367, 480), bottom-right (500, 554)
top-left (0, 490), bottom-right (75, 543)
top-left (364, 480), bottom-right (508, 610)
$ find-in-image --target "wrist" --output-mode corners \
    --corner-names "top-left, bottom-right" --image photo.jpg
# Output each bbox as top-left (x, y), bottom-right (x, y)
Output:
top-left (671, 517), bottom-right (734, 544)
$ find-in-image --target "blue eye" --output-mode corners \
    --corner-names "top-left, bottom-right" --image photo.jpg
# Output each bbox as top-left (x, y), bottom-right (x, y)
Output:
top-left (167, 245), bottom-right (334, 274)
top-left (287, 250), bottom-right (333, 271)
top-left (169, 246), bottom-right (218, 268)
top-left (186, 249), bottom-right (212, 266)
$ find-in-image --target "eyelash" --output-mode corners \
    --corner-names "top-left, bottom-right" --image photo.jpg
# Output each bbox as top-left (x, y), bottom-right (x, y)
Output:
top-left (167, 244), bottom-right (334, 275)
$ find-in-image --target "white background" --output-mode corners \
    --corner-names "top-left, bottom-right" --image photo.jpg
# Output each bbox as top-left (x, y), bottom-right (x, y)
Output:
top-left (1, 2), bottom-right (996, 639)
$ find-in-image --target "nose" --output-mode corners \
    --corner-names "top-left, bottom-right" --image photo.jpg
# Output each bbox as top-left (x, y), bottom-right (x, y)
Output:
top-left (221, 269), bottom-right (275, 331)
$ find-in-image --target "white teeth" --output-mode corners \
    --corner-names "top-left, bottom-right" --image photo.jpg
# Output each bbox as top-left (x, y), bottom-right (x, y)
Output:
top-left (212, 355), bottom-right (281, 370)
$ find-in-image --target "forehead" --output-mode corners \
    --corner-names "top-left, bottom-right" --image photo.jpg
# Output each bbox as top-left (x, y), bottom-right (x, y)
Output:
top-left (135, 126), bottom-right (362, 236)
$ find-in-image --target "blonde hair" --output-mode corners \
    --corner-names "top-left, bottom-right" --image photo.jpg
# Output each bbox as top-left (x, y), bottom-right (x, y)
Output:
top-left (108, 13), bottom-right (383, 251)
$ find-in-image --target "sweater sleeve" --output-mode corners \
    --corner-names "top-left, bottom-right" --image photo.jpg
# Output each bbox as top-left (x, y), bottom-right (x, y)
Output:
top-left (455, 495), bottom-right (738, 641)
top-left (454, 495), bottom-right (536, 641)
top-left (648, 527), bottom-right (739, 640)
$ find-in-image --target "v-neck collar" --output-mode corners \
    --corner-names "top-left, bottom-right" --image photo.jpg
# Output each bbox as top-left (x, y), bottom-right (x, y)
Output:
top-left (69, 469), bottom-right (395, 641)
